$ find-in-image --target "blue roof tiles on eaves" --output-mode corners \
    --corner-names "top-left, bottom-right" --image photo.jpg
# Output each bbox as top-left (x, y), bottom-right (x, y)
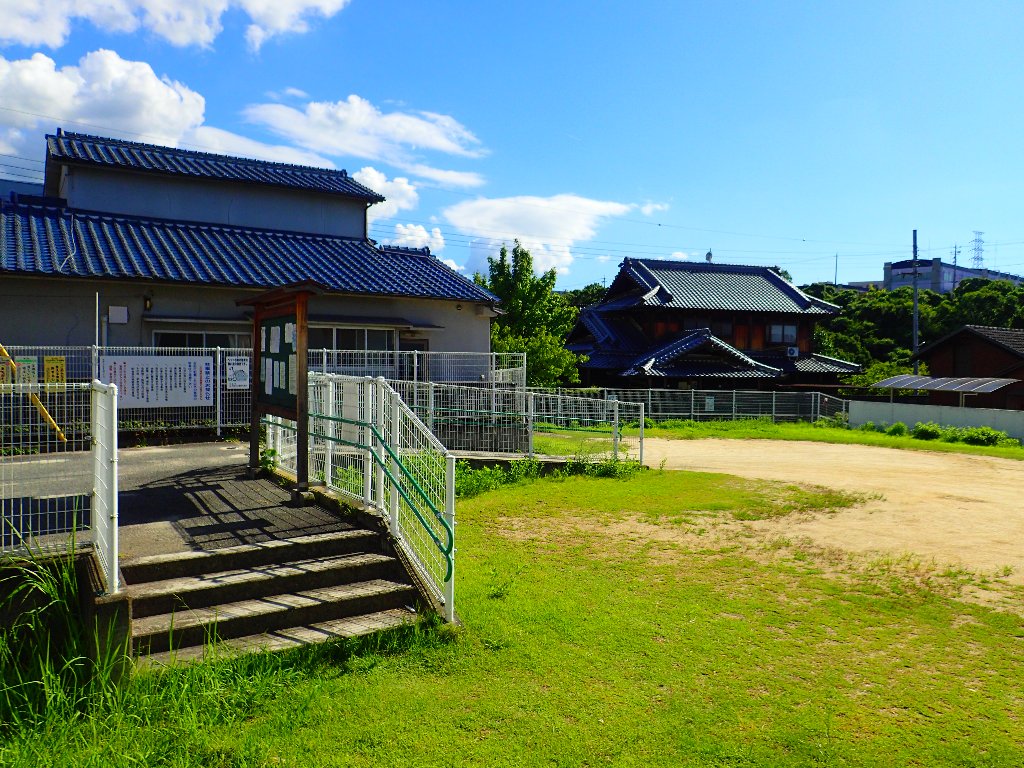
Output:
top-left (0, 201), bottom-right (496, 303)
top-left (47, 132), bottom-right (386, 203)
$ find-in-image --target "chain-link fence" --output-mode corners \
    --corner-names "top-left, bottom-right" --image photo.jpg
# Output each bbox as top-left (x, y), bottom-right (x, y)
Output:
top-left (529, 387), bottom-right (848, 424)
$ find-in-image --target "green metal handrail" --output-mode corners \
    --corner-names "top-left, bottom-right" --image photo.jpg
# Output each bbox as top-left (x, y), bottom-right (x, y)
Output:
top-left (263, 415), bottom-right (454, 581)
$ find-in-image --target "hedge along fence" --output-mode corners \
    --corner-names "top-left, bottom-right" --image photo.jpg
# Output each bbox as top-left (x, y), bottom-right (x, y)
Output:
top-left (856, 420), bottom-right (1021, 447)
top-left (849, 400), bottom-right (1024, 442)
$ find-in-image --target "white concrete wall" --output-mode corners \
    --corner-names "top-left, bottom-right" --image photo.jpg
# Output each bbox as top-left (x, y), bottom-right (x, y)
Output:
top-left (63, 167), bottom-right (367, 238)
top-left (0, 277), bottom-right (492, 353)
top-left (849, 400), bottom-right (1024, 440)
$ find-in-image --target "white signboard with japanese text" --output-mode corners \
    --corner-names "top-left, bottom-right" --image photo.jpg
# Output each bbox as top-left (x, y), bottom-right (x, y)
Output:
top-left (225, 356), bottom-right (250, 390)
top-left (100, 356), bottom-right (214, 408)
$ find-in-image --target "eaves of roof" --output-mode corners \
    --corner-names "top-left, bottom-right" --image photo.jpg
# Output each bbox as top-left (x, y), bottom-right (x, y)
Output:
top-left (0, 200), bottom-right (495, 304)
top-left (913, 324), bottom-right (1024, 362)
top-left (46, 131), bottom-right (385, 203)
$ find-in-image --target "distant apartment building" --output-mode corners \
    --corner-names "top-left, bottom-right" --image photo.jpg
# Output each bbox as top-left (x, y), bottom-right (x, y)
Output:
top-left (882, 258), bottom-right (1024, 294)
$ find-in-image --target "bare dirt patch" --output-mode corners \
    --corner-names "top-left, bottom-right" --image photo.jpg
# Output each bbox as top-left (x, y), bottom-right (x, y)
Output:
top-left (642, 438), bottom-right (1024, 587)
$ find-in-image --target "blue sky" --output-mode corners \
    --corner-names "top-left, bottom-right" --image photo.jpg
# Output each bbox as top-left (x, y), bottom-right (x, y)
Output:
top-left (2, 1), bottom-right (1023, 289)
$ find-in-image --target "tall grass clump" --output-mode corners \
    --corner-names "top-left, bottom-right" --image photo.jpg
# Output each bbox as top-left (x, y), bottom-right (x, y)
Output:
top-left (0, 542), bottom-right (121, 734)
top-left (455, 456), bottom-right (643, 498)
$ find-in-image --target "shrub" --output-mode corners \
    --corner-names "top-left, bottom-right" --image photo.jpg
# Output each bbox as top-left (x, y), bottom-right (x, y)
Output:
top-left (959, 426), bottom-right (1008, 446)
top-left (454, 459), bottom-right (541, 498)
top-left (939, 426), bottom-right (964, 443)
top-left (857, 421), bottom-right (876, 432)
top-left (885, 422), bottom-right (908, 437)
top-left (911, 421), bottom-right (942, 441)
top-left (813, 413), bottom-right (849, 430)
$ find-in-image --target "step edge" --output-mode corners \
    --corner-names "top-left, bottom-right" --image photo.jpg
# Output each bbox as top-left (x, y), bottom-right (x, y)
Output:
top-left (130, 580), bottom-right (417, 638)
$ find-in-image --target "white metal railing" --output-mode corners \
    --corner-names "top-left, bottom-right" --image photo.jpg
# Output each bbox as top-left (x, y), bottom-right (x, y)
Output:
top-left (530, 388), bottom-right (849, 423)
top-left (3, 346), bottom-right (526, 434)
top-left (90, 381), bottom-right (119, 593)
top-left (0, 380), bottom-right (119, 593)
top-left (308, 349), bottom-right (526, 388)
top-left (269, 375), bottom-right (455, 621)
top-left (388, 380), bottom-right (645, 461)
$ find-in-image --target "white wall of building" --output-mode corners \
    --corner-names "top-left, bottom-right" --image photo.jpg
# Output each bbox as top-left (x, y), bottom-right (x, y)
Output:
top-left (0, 277), bottom-right (492, 353)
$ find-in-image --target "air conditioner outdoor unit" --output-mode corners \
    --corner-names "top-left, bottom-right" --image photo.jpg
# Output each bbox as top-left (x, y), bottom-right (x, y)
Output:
top-left (786, 346), bottom-right (800, 358)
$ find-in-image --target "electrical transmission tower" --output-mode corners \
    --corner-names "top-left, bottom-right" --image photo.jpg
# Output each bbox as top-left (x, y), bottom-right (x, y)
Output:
top-left (971, 231), bottom-right (985, 270)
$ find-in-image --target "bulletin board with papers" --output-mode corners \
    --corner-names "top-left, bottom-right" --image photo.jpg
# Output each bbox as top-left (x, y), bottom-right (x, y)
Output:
top-left (256, 314), bottom-right (298, 411)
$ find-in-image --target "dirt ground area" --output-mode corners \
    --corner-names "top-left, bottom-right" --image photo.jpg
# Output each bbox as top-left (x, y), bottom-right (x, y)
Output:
top-left (643, 438), bottom-right (1024, 586)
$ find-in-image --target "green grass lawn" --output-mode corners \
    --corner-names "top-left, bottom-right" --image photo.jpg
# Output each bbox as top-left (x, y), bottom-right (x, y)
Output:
top-left (643, 419), bottom-right (1024, 461)
top-left (4, 470), bottom-right (1023, 767)
top-left (529, 419), bottom-right (1024, 462)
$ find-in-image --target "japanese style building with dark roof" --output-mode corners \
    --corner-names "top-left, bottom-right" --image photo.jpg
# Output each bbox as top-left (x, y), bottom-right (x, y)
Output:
top-left (912, 325), bottom-right (1024, 410)
top-left (566, 257), bottom-right (859, 388)
top-left (1, 130), bottom-right (498, 352)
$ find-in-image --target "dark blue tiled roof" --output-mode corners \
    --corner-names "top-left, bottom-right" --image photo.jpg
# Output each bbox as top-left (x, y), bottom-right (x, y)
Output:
top-left (752, 353), bottom-right (861, 374)
top-left (622, 329), bottom-right (781, 378)
top-left (623, 363), bottom-right (778, 379)
top-left (0, 201), bottom-right (495, 303)
top-left (609, 258), bottom-right (838, 315)
top-left (46, 132), bottom-right (385, 202)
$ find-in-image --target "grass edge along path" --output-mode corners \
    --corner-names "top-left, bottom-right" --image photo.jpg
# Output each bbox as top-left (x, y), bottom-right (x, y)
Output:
top-left (4, 468), bottom-right (1022, 766)
top-left (532, 418), bottom-right (1024, 461)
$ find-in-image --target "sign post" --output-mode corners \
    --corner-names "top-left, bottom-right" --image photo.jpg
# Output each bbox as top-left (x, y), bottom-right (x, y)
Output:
top-left (238, 282), bottom-right (322, 502)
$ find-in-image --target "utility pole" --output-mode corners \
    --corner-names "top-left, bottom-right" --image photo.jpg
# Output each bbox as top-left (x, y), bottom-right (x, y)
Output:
top-left (951, 244), bottom-right (960, 291)
top-left (834, 253), bottom-right (838, 286)
top-left (912, 230), bottom-right (919, 374)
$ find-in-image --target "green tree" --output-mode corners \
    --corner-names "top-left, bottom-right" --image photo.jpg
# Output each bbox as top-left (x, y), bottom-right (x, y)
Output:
top-left (561, 282), bottom-right (606, 309)
top-left (934, 279), bottom-right (1024, 334)
top-left (474, 240), bottom-right (583, 386)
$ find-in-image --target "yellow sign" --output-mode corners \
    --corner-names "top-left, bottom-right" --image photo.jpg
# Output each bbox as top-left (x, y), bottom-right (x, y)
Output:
top-left (0, 363), bottom-right (7, 385)
top-left (44, 356), bottom-right (67, 391)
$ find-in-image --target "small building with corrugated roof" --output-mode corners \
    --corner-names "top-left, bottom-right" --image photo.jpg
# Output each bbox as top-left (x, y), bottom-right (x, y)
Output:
top-left (912, 325), bottom-right (1024, 410)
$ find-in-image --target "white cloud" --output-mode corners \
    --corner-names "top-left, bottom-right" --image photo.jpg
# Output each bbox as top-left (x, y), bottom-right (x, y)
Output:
top-left (443, 194), bottom-right (633, 275)
top-left (0, 50), bottom-right (204, 158)
top-left (440, 258), bottom-right (464, 272)
top-left (0, 0), bottom-right (352, 50)
top-left (241, 0), bottom-right (351, 51)
top-left (402, 162), bottom-right (484, 189)
top-left (596, 255), bottom-right (611, 263)
top-left (387, 223), bottom-right (445, 253)
top-left (0, 49), bottom-right (334, 175)
top-left (265, 86), bottom-right (310, 101)
top-left (641, 202), bottom-right (669, 216)
top-left (188, 125), bottom-right (333, 166)
top-left (669, 251), bottom-right (690, 260)
top-left (352, 166), bottom-right (418, 223)
top-left (245, 94), bottom-right (486, 187)
top-left (0, 50), bottom-right (479, 226)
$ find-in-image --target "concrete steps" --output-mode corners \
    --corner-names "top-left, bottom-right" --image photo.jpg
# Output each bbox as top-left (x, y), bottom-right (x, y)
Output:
top-left (122, 530), bottom-right (419, 662)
